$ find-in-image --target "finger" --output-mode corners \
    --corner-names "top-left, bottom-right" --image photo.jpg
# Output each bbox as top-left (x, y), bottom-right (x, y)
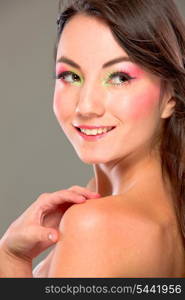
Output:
top-left (41, 228), bottom-right (58, 243)
top-left (28, 191), bottom-right (88, 224)
top-left (24, 226), bottom-right (59, 257)
top-left (30, 226), bottom-right (58, 243)
top-left (68, 185), bottom-right (101, 198)
top-left (33, 227), bottom-right (59, 255)
top-left (5, 225), bottom-right (59, 260)
top-left (37, 190), bottom-right (87, 211)
top-left (34, 189), bottom-right (101, 222)
top-left (23, 225), bottom-right (58, 243)
top-left (55, 189), bottom-right (101, 203)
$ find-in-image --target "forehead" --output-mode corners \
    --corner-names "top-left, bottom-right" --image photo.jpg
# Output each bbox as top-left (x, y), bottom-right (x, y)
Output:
top-left (57, 14), bottom-right (129, 66)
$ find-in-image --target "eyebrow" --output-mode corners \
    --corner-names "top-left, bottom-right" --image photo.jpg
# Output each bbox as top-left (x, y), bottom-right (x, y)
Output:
top-left (56, 56), bottom-right (133, 69)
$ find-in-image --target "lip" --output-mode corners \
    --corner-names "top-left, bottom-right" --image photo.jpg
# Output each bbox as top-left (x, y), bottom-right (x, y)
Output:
top-left (74, 126), bottom-right (116, 141)
top-left (73, 125), bottom-right (116, 130)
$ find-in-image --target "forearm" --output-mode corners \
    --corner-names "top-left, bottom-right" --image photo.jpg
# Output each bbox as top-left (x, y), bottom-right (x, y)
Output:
top-left (0, 243), bottom-right (33, 278)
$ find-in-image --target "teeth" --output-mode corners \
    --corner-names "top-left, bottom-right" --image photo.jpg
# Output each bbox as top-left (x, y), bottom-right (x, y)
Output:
top-left (80, 127), bottom-right (113, 135)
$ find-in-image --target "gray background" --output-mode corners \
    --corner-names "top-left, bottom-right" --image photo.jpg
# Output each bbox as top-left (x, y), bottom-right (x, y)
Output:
top-left (0, 0), bottom-right (185, 268)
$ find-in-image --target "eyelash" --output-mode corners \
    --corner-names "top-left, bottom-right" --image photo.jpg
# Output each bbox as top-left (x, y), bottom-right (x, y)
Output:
top-left (105, 71), bottom-right (134, 86)
top-left (56, 71), bottom-right (81, 84)
top-left (55, 70), bottom-right (134, 86)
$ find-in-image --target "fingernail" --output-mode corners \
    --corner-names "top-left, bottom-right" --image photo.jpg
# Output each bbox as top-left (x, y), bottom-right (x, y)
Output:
top-left (48, 233), bottom-right (57, 242)
top-left (93, 193), bottom-right (101, 197)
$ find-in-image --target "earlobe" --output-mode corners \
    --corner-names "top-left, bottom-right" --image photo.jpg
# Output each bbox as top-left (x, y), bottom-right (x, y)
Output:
top-left (161, 97), bottom-right (176, 119)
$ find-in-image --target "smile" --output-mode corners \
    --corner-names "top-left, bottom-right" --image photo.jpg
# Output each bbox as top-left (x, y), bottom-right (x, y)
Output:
top-left (74, 126), bottom-right (116, 141)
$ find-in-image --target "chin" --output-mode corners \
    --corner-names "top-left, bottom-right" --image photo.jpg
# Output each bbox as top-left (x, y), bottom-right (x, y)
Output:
top-left (76, 152), bottom-right (111, 165)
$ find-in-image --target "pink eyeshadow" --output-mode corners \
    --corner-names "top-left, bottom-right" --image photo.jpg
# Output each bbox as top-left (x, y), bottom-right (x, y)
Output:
top-left (118, 63), bottom-right (144, 77)
top-left (55, 65), bottom-right (69, 75)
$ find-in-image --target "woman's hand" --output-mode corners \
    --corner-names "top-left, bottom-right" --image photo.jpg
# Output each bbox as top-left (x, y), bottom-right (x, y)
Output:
top-left (0, 186), bottom-right (100, 276)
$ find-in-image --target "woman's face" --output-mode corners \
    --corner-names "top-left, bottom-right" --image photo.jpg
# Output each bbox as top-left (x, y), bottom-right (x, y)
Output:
top-left (53, 14), bottom-right (170, 164)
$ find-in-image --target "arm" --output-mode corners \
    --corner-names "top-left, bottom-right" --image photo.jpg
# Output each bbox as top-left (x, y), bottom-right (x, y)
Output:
top-left (48, 202), bottom-right (169, 277)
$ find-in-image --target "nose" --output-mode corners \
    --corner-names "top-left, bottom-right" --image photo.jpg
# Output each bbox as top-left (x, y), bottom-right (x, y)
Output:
top-left (75, 81), bottom-right (106, 118)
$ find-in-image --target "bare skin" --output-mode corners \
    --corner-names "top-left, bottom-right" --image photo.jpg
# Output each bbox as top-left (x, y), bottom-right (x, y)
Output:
top-left (33, 14), bottom-right (185, 277)
top-left (33, 173), bottom-right (185, 277)
top-left (2, 13), bottom-right (184, 277)
top-left (0, 186), bottom-right (100, 277)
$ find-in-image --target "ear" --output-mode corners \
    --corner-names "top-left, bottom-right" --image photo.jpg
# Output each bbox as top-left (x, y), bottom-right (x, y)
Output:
top-left (160, 83), bottom-right (176, 119)
top-left (160, 97), bottom-right (176, 119)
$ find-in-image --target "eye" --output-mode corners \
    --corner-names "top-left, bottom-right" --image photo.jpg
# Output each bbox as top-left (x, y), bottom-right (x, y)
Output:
top-left (56, 71), bottom-right (82, 85)
top-left (106, 71), bottom-right (134, 86)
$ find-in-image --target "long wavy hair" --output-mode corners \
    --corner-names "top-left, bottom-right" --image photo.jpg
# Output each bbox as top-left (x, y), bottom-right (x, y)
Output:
top-left (54, 0), bottom-right (185, 246)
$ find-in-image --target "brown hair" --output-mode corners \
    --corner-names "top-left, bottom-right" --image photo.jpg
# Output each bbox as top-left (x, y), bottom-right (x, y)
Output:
top-left (55, 0), bottom-right (185, 246)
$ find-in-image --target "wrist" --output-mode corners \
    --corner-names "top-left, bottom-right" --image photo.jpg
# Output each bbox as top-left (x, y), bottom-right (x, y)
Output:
top-left (0, 240), bottom-right (33, 278)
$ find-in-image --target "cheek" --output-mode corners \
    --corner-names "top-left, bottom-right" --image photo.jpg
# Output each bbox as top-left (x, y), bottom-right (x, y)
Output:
top-left (53, 90), bottom-right (59, 116)
top-left (53, 88), bottom-right (62, 119)
top-left (120, 85), bottom-right (161, 121)
top-left (131, 95), bottom-right (159, 120)
top-left (53, 83), bottom-right (73, 120)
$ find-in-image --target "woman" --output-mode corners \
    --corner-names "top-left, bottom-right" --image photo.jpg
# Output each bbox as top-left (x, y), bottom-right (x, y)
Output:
top-left (0, 0), bottom-right (185, 277)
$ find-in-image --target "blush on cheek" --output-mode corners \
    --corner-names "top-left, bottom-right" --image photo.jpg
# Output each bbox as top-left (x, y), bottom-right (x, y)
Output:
top-left (130, 89), bottom-right (160, 120)
top-left (53, 88), bottom-right (73, 120)
top-left (53, 91), bottom-right (62, 117)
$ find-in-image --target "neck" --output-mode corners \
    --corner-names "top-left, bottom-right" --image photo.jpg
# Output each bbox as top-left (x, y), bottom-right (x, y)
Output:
top-left (92, 147), bottom-right (167, 198)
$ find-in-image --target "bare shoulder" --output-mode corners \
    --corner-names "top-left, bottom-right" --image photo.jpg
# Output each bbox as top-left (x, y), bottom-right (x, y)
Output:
top-left (48, 194), bottom-right (173, 277)
top-left (59, 193), bottom-right (165, 233)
